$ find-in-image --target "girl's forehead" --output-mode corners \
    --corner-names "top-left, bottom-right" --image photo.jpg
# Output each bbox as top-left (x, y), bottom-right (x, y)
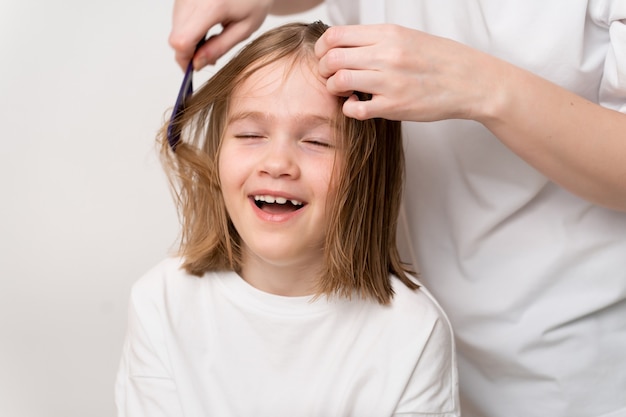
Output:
top-left (225, 56), bottom-right (340, 127)
top-left (233, 56), bottom-right (327, 98)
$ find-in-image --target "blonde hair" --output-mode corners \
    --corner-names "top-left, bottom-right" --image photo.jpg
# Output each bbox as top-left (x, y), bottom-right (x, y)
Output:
top-left (160, 21), bottom-right (417, 304)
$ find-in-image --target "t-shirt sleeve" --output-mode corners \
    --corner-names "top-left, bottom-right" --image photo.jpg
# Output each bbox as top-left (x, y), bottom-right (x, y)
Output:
top-left (393, 302), bottom-right (460, 416)
top-left (115, 276), bottom-right (183, 417)
top-left (325, 0), bottom-right (360, 25)
top-left (596, 0), bottom-right (626, 113)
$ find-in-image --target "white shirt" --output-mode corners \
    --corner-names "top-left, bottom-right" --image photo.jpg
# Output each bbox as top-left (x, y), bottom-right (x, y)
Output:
top-left (115, 258), bottom-right (460, 417)
top-left (326, 1), bottom-right (626, 416)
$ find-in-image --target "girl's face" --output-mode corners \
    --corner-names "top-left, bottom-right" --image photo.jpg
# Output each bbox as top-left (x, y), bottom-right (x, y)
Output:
top-left (218, 58), bottom-right (341, 288)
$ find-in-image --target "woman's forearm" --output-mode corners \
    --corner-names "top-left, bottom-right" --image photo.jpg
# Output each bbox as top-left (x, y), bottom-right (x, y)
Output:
top-left (479, 60), bottom-right (626, 211)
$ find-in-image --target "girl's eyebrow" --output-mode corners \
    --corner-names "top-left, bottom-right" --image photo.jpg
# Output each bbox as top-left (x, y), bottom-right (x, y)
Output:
top-left (227, 111), bottom-right (337, 128)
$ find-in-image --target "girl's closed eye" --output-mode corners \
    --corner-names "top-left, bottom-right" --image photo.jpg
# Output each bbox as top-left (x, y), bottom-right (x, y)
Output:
top-left (234, 133), bottom-right (266, 139)
top-left (302, 137), bottom-right (334, 149)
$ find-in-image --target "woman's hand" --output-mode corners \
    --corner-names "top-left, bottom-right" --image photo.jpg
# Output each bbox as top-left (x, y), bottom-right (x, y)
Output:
top-left (169, 0), bottom-right (274, 70)
top-left (315, 24), bottom-right (502, 123)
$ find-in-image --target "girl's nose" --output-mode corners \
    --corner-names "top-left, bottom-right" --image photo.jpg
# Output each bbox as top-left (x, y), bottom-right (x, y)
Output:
top-left (259, 138), bottom-right (300, 179)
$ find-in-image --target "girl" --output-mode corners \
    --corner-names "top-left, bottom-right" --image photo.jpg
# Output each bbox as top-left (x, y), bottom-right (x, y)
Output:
top-left (115, 21), bottom-right (459, 417)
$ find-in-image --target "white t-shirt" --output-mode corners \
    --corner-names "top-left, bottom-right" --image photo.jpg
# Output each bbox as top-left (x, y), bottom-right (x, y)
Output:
top-left (115, 258), bottom-right (459, 417)
top-left (325, 1), bottom-right (626, 417)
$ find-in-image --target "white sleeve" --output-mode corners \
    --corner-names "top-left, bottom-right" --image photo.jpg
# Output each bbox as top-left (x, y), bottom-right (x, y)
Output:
top-left (325, 0), bottom-right (360, 25)
top-left (595, 0), bottom-right (626, 112)
top-left (114, 282), bottom-right (183, 417)
top-left (393, 313), bottom-right (460, 416)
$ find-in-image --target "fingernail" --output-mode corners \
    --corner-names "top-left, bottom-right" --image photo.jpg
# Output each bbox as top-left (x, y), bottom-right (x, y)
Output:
top-left (194, 55), bottom-right (208, 70)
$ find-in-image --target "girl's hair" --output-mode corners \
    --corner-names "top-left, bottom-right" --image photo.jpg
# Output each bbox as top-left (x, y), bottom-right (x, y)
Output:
top-left (160, 21), bottom-right (417, 305)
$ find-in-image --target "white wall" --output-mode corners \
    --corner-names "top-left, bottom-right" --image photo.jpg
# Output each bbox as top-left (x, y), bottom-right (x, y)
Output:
top-left (0, 1), bottom-right (328, 416)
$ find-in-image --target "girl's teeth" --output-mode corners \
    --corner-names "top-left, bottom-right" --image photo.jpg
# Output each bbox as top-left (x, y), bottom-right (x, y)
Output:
top-left (254, 195), bottom-right (303, 206)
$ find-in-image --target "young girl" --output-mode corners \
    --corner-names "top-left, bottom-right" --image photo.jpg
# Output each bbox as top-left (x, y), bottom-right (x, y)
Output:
top-left (115, 21), bottom-right (459, 417)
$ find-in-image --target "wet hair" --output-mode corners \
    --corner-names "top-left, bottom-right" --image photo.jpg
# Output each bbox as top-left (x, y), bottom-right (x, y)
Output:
top-left (160, 21), bottom-right (417, 304)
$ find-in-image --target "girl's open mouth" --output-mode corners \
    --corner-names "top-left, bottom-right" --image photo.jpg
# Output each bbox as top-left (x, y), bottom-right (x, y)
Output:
top-left (252, 195), bottom-right (305, 214)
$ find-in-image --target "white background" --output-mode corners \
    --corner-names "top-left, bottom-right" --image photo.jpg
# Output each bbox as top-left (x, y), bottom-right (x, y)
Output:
top-left (0, 1), bottom-right (328, 416)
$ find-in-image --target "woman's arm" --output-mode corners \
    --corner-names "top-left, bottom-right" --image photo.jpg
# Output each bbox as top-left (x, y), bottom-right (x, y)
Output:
top-left (480, 59), bottom-right (626, 211)
top-left (315, 24), bottom-right (626, 211)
